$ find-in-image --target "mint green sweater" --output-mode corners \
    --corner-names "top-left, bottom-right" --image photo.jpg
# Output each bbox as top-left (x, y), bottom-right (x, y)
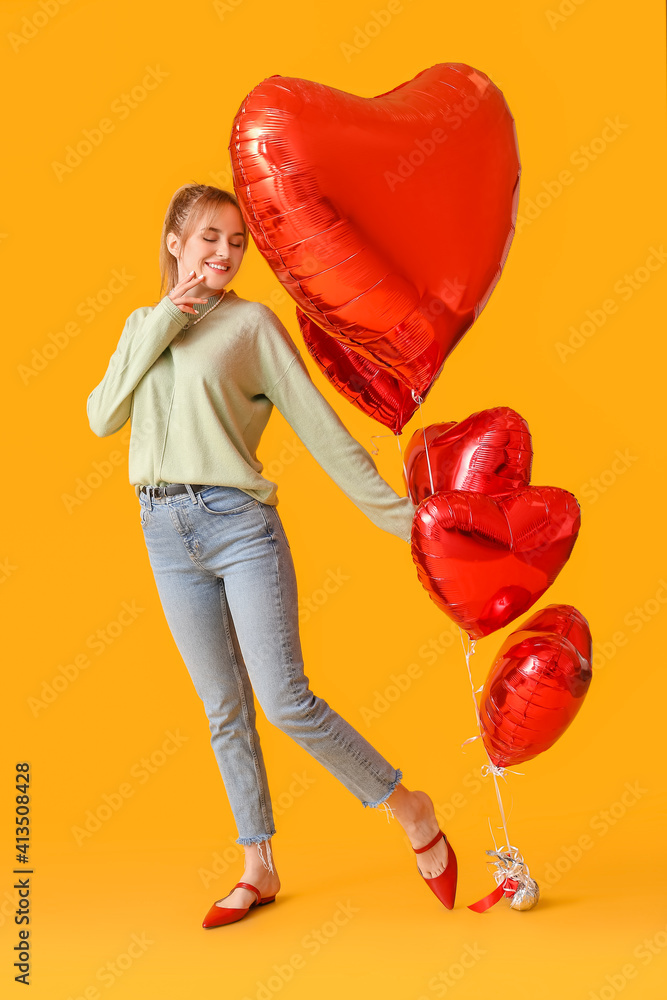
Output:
top-left (86, 289), bottom-right (417, 542)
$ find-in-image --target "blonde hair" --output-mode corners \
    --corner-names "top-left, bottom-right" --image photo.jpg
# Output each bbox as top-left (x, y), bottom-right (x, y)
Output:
top-left (158, 183), bottom-right (248, 298)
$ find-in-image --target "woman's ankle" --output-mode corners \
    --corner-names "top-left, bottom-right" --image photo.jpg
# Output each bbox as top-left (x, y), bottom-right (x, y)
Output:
top-left (385, 787), bottom-right (439, 838)
top-left (384, 784), bottom-right (420, 824)
top-left (243, 840), bottom-right (278, 881)
top-left (240, 866), bottom-right (281, 895)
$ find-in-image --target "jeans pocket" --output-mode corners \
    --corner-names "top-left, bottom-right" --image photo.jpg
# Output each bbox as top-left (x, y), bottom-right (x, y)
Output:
top-left (197, 487), bottom-right (259, 516)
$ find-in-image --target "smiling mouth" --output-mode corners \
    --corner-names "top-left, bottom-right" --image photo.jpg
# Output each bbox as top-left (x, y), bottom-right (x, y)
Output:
top-left (206, 262), bottom-right (230, 272)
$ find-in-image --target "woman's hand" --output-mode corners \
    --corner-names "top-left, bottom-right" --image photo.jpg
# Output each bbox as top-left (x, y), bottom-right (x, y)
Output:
top-left (168, 270), bottom-right (209, 315)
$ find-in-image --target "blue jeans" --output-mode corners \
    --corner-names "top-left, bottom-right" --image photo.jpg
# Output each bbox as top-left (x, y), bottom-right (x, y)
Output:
top-left (138, 484), bottom-right (403, 845)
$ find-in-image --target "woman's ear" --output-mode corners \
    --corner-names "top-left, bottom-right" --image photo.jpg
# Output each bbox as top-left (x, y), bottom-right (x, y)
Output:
top-left (166, 231), bottom-right (180, 258)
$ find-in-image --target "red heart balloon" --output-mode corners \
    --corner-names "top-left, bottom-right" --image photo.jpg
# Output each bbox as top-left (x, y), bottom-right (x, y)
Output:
top-left (229, 64), bottom-right (520, 398)
top-left (296, 307), bottom-right (418, 433)
top-left (403, 407), bottom-right (533, 503)
top-left (411, 489), bottom-right (581, 639)
top-left (479, 604), bottom-right (593, 767)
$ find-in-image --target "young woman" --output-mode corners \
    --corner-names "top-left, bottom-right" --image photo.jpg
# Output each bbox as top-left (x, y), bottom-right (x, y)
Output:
top-left (86, 183), bottom-right (457, 927)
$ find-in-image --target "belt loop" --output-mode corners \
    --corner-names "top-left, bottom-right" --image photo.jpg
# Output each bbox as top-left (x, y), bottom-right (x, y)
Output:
top-left (184, 483), bottom-right (197, 505)
top-left (146, 487), bottom-right (153, 511)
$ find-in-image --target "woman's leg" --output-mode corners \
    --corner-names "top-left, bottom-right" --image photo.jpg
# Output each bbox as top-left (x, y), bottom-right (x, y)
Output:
top-left (138, 491), bottom-right (277, 849)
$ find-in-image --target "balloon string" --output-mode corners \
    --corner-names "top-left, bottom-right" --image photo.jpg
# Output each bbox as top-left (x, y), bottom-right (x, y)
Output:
top-left (370, 433), bottom-right (392, 456)
top-left (488, 768), bottom-right (512, 855)
top-left (394, 433), bottom-right (410, 487)
top-left (487, 814), bottom-right (499, 853)
top-left (409, 389), bottom-right (435, 495)
top-left (458, 627), bottom-right (515, 854)
top-left (415, 395), bottom-right (435, 495)
top-left (459, 627), bottom-right (481, 728)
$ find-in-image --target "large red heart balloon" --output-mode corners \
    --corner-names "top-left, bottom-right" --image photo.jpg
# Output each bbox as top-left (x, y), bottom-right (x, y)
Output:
top-left (296, 307), bottom-right (418, 433)
top-left (479, 604), bottom-right (593, 767)
top-left (229, 64), bottom-right (521, 398)
top-left (411, 489), bottom-right (581, 639)
top-left (403, 407), bottom-right (533, 503)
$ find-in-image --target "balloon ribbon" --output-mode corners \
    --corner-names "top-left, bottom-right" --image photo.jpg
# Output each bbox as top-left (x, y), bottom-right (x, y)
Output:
top-left (468, 876), bottom-right (519, 912)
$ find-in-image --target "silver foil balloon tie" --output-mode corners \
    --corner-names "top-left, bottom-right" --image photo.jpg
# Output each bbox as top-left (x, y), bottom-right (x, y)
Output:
top-left (484, 847), bottom-right (540, 912)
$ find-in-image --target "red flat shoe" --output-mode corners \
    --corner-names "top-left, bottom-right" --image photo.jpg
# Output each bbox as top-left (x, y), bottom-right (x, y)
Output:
top-left (413, 829), bottom-right (458, 910)
top-left (202, 881), bottom-right (277, 929)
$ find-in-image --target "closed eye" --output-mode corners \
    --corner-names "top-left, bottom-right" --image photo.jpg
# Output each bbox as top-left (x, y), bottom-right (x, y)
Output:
top-left (204, 237), bottom-right (243, 247)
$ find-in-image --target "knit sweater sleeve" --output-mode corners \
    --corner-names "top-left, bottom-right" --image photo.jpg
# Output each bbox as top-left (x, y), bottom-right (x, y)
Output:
top-left (264, 332), bottom-right (418, 543)
top-left (86, 295), bottom-right (190, 437)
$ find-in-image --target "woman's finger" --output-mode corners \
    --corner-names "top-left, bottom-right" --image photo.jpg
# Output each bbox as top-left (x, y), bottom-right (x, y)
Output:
top-left (179, 270), bottom-right (205, 288)
top-left (169, 272), bottom-right (211, 314)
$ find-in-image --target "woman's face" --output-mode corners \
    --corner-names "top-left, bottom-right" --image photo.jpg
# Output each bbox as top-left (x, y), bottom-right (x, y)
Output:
top-left (169, 201), bottom-right (246, 296)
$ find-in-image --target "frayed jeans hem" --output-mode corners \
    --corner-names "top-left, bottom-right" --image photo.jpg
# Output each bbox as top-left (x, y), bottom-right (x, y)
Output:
top-left (362, 767), bottom-right (403, 809)
top-left (236, 832), bottom-right (276, 846)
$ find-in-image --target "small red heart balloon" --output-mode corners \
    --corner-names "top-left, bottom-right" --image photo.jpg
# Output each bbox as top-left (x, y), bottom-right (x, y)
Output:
top-left (411, 489), bottom-right (581, 639)
top-left (229, 64), bottom-right (520, 398)
top-left (403, 407), bottom-right (533, 503)
top-left (296, 307), bottom-right (418, 433)
top-left (479, 604), bottom-right (593, 768)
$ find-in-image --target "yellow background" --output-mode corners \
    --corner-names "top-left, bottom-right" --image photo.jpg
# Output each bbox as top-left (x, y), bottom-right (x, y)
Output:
top-left (2, 0), bottom-right (666, 997)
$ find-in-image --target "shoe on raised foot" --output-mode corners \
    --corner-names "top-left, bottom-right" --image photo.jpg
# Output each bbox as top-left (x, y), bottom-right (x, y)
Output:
top-left (413, 829), bottom-right (458, 910)
top-left (202, 881), bottom-right (277, 928)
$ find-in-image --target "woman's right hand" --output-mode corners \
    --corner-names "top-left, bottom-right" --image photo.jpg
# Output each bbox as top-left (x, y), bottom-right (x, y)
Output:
top-left (168, 270), bottom-right (209, 315)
